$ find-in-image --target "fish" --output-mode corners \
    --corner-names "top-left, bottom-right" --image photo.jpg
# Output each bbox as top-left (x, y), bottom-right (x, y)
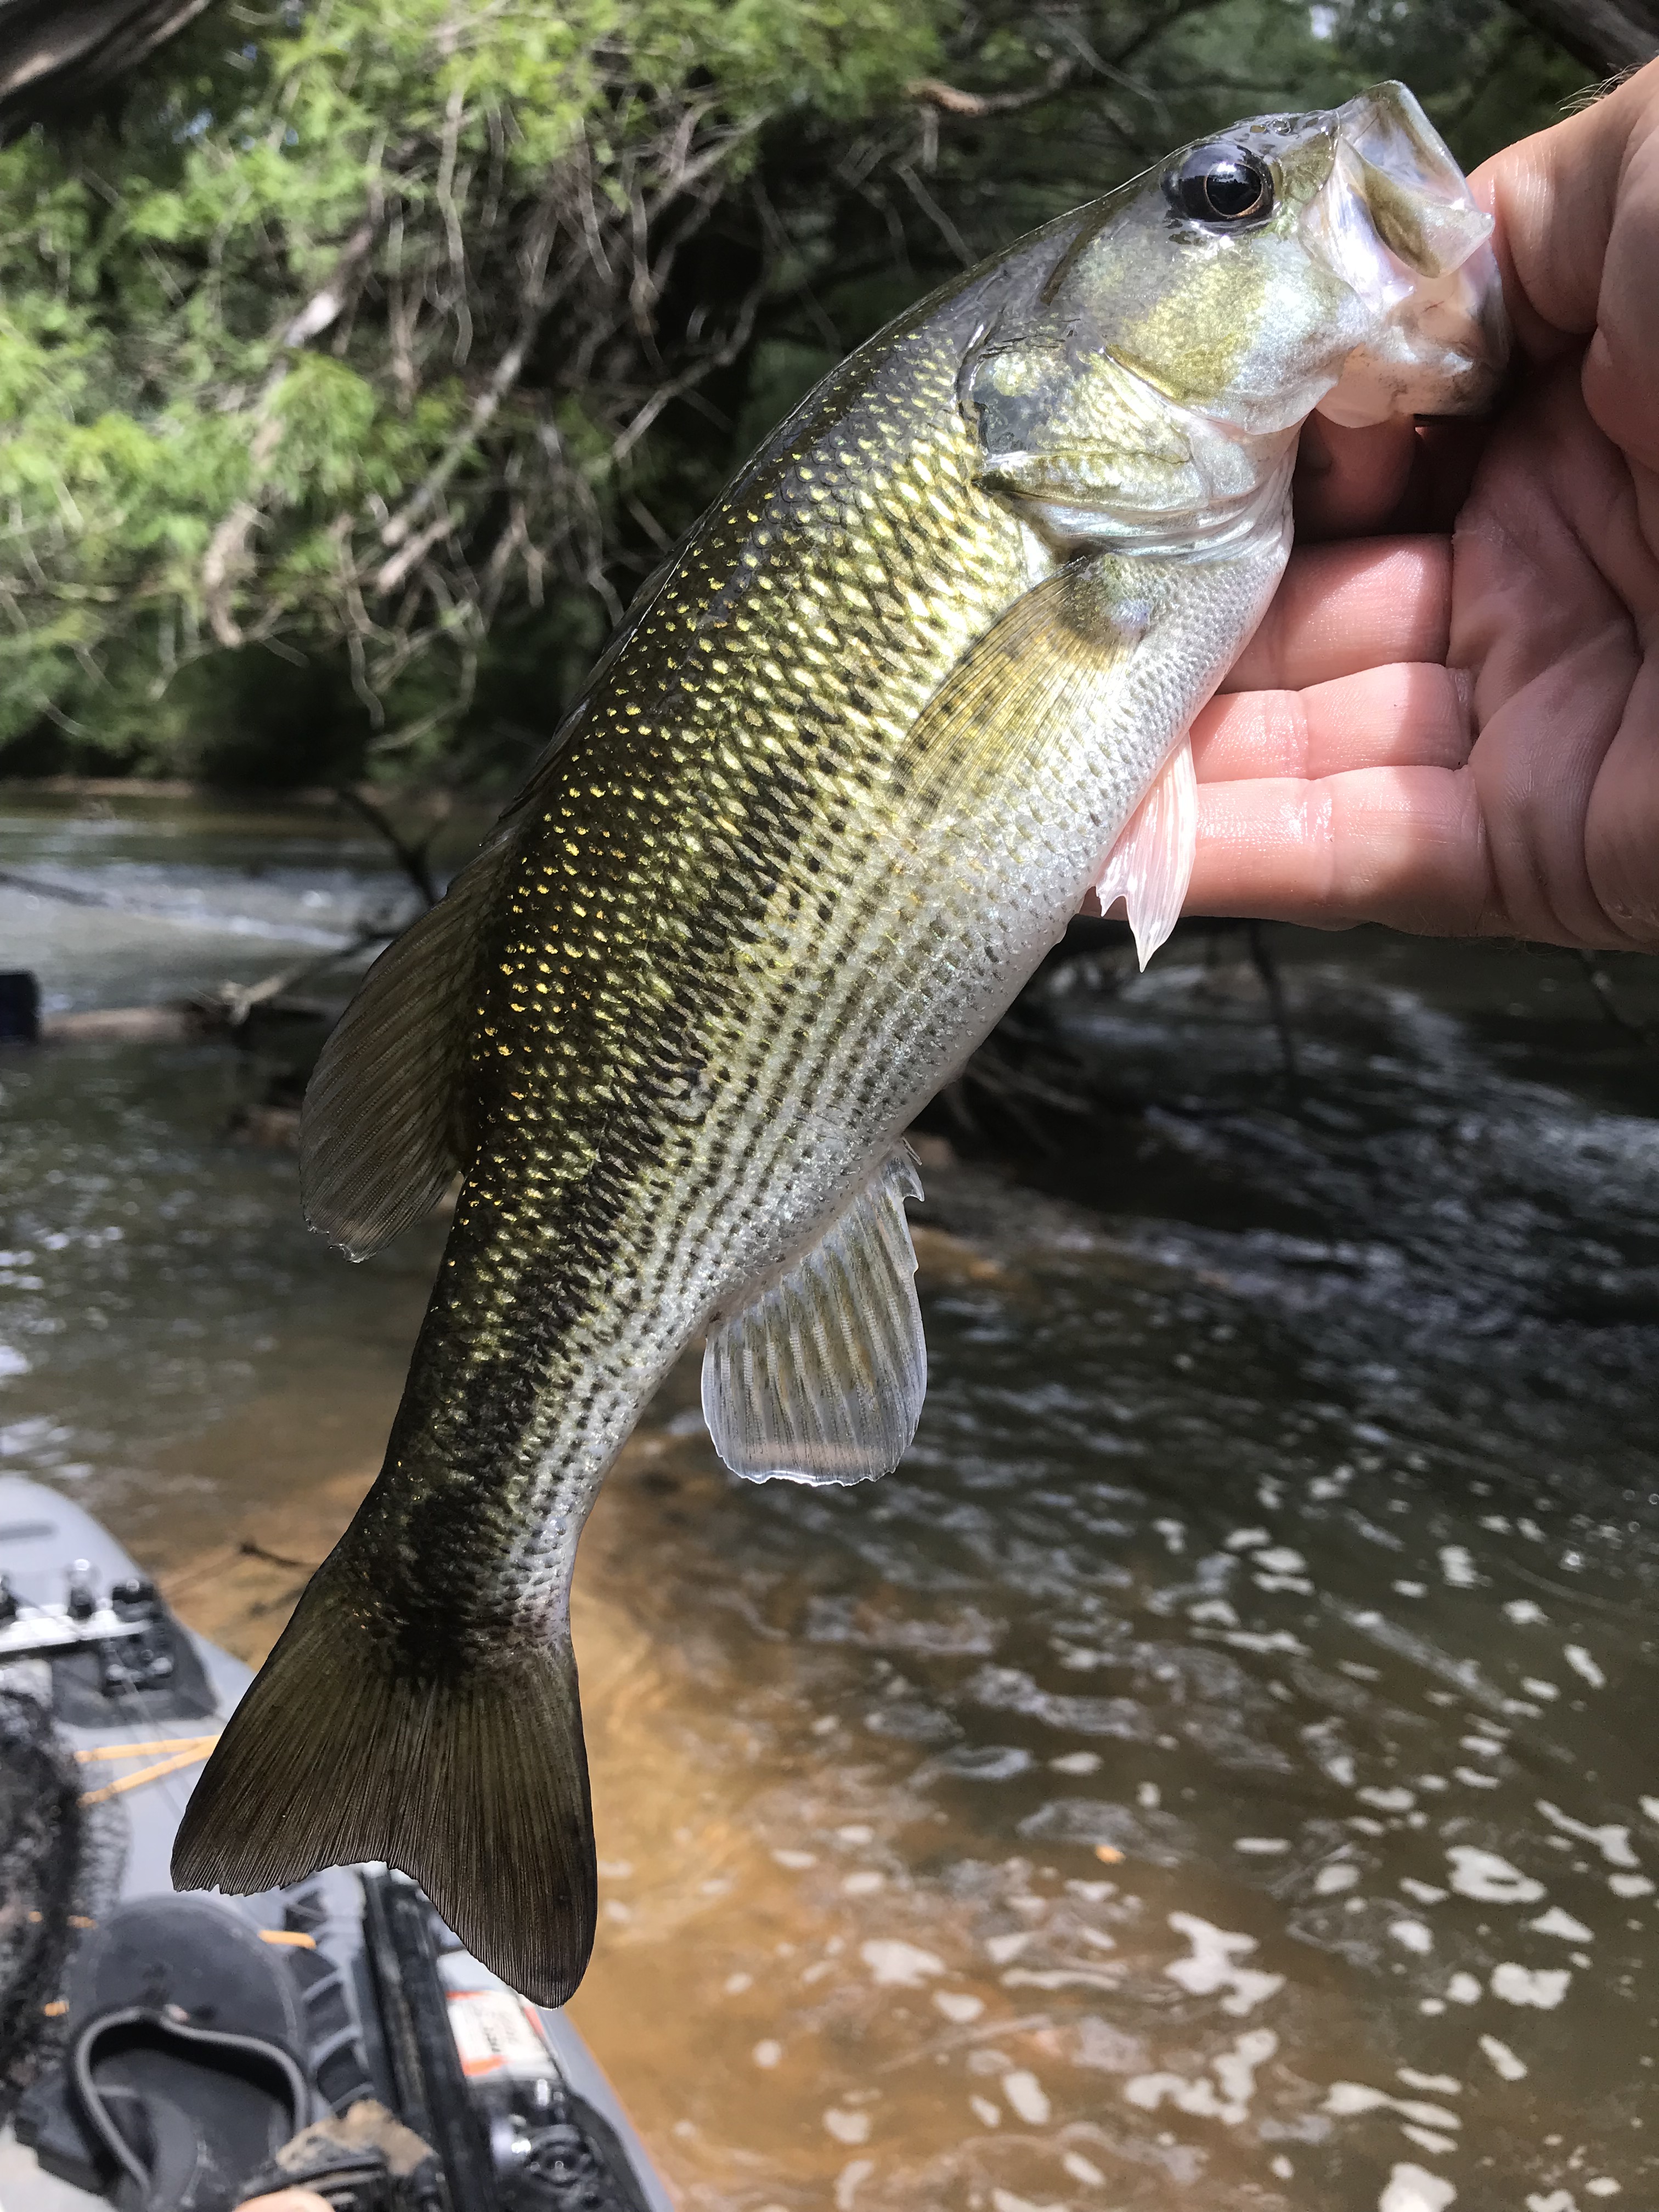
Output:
top-left (173, 82), bottom-right (1507, 2004)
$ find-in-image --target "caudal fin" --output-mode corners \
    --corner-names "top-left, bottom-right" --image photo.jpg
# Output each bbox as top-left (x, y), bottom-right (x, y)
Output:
top-left (172, 1561), bottom-right (596, 2006)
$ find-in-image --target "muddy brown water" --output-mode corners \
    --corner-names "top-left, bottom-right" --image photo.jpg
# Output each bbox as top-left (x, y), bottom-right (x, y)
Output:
top-left (4, 790), bottom-right (1659, 2211)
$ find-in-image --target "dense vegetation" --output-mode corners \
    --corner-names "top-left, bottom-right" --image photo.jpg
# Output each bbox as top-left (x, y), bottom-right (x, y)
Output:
top-left (0, 0), bottom-right (1592, 791)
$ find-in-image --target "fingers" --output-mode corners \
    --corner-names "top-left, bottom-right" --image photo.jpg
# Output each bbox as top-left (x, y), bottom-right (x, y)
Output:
top-left (1188, 765), bottom-right (1493, 937)
top-left (1190, 662), bottom-right (1471, 784)
top-left (1452, 366), bottom-right (1658, 949)
top-left (1476, 61), bottom-right (1659, 473)
top-left (1474, 63), bottom-right (1659, 356)
top-left (1221, 538), bottom-right (1451, 692)
top-left (1583, 117), bottom-right (1659, 476)
top-left (1585, 655), bottom-right (1659, 943)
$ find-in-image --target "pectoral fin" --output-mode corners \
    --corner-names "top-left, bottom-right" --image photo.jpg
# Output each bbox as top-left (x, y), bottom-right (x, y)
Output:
top-left (1093, 731), bottom-right (1198, 969)
top-left (702, 1149), bottom-right (926, 1486)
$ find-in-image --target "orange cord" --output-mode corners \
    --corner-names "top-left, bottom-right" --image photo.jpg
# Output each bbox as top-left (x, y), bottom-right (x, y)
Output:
top-left (75, 1735), bottom-right (219, 1764)
top-left (79, 1746), bottom-right (213, 1804)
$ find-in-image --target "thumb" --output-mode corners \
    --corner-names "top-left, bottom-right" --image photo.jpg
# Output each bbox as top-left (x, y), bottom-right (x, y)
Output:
top-left (1474, 57), bottom-right (1659, 472)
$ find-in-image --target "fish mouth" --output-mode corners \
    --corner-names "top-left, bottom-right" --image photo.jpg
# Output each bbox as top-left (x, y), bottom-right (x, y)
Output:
top-left (1304, 81), bottom-right (1509, 428)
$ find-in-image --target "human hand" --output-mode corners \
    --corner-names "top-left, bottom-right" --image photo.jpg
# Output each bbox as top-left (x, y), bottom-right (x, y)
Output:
top-left (1186, 62), bottom-right (1659, 950)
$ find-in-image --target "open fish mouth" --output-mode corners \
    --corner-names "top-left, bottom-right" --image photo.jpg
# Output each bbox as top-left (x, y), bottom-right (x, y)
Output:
top-left (1306, 81), bottom-right (1509, 426)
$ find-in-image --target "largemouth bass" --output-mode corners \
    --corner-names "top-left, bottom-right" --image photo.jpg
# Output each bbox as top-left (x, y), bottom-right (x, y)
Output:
top-left (175, 84), bottom-right (1506, 2002)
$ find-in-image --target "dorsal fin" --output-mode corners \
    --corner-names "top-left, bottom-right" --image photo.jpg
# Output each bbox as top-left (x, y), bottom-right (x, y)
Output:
top-left (300, 552), bottom-right (693, 1262)
top-left (301, 834), bottom-right (514, 1259)
top-left (701, 1149), bottom-right (926, 1485)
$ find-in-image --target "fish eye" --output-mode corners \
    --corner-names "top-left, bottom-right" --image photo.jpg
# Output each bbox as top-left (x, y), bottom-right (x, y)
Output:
top-left (1166, 143), bottom-right (1273, 227)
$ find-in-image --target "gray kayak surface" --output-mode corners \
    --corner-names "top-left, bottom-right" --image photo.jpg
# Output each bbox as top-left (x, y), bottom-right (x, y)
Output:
top-left (0, 1472), bottom-right (674, 2212)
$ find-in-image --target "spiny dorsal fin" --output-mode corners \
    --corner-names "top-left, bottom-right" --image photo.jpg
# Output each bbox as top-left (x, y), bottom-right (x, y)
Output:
top-left (702, 1149), bottom-right (926, 1486)
top-left (301, 836), bottom-right (514, 1260)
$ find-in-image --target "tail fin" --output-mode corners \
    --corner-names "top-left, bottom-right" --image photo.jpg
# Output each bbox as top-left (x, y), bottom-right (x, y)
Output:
top-left (172, 1561), bottom-right (596, 2007)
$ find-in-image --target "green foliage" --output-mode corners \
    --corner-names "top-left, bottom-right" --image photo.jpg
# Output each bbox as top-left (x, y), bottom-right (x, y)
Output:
top-left (0, 0), bottom-right (947, 775)
top-left (0, 0), bottom-right (1590, 788)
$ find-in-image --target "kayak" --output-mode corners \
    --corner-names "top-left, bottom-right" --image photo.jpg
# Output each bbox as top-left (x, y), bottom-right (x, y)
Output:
top-left (0, 1474), bottom-right (674, 2212)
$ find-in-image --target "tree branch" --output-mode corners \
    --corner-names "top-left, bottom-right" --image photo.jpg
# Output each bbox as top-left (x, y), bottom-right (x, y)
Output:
top-left (1502, 0), bottom-right (1657, 76)
top-left (904, 58), bottom-right (1081, 121)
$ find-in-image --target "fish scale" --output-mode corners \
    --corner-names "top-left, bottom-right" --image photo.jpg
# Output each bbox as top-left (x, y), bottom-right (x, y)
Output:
top-left (174, 82), bottom-right (1508, 2007)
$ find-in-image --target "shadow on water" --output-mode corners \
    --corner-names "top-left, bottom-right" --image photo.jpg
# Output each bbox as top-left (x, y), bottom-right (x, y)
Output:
top-left (4, 793), bottom-right (1659, 2209)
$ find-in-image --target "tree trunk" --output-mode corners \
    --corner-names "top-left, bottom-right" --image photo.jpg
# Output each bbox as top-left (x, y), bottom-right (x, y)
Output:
top-left (0, 0), bottom-right (213, 141)
top-left (1504, 0), bottom-right (1658, 78)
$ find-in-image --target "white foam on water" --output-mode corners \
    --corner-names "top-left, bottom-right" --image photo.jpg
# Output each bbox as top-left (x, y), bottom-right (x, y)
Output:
top-left (833, 2159), bottom-right (874, 2211)
top-left (1126, 2029), bottom-right (1276, 2128)
top-left (1378, 2160), bottom-right (1457, 2211)
top-left (1536, 1802), bottom-right (1638, 1867)
top-left (1529, 1906), bottom-right (1593, 1942)
top-left (859, 1939), bottom-right (943, 1986)
top-left (1212, 2027), bottom-right (1277, 2108)
top-left (1565, 1645), bottom-right (1606, 1689)
top-left (1447, 1847), bottom-right (1544, 1904)
top-left (1479, 2035), bottom-right (1527, 2081)
top-left (1490, 1962), bottom-right (1570, 2008)
top-left (1001, 2070), bottom-right (1050, 2125)
top-left (1324, 2084), bottom-right (1460, 2132)
top-left (1359, 1787), bottom-right (1416, 1812)
top-left (1164, 1912), bottom-right (1284, 2016)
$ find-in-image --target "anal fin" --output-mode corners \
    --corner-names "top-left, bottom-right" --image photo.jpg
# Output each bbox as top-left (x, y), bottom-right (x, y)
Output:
top-left (1093, 731), bottom-right (1198, 970)
top-left (702, 1149), bottom-right (926, 1486)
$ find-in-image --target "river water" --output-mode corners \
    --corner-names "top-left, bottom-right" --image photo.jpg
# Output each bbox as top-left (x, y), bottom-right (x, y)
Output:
top-left (4, 789), bottom-right (1659, 2212)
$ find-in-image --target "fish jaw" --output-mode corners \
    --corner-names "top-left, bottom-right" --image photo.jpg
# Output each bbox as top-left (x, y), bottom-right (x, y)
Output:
top-left (1307, 81), bottom-right (1509, 427)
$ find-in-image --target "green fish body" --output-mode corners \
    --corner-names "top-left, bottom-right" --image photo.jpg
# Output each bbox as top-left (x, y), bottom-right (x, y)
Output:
top-left (176, 84), bottom-right (1506, 2002)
